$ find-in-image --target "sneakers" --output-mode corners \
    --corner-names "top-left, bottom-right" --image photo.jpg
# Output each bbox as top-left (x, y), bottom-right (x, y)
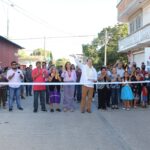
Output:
top-left (56, 108), bottom-right (61, 112)
top-left (122, 107), bottom-right (126, 110)
top-left (70, 109), bottom-right (74, 112)
top-left (33, 109), bottom-right (37, 113)
top-left (18, 107), bottom-right (23, 110)
top-left (50, 109), bottom-right (54, 112)
top-left (81, 110), bottom-right (85, 113)
top-left (42, 109), bottom-right (47, 112)
top-left (63, 108), bottom-right (68, 112)
top-left (9, 108), bottom-right (13, 112)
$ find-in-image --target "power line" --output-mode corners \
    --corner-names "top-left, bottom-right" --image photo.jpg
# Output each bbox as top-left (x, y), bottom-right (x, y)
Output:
top-left (11, 34), bottom-right (96, 40)
top-left (0, 0), bottom-right (75, 35)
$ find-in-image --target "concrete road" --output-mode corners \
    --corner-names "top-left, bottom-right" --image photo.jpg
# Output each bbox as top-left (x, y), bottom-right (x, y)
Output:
top-left (0, 95), bottom-right (150, 150)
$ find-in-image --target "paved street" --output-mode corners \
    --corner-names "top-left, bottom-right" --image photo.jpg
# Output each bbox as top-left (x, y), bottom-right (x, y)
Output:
top-left (0, 95), bottom-right (150, 150)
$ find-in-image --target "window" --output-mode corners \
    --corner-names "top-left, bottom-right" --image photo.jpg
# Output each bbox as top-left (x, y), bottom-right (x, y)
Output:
top-left (136, 14), bottom-right (142, 30)
top-left (129, 20), bottom-right (135, 34)
top-left (129, 14), bottom-right (143, 34)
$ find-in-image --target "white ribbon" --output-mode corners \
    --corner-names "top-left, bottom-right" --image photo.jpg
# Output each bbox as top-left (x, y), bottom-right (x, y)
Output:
top-left (0, 80), bottom-right (149, 85)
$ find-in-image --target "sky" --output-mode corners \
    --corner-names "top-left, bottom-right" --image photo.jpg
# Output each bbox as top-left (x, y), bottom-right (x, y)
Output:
top-left (0, 0), bottom-right (118, 62)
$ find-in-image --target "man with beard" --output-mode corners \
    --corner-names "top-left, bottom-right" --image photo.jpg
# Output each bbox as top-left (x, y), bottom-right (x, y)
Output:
top-left (7, 61), bottom-right (24, 111)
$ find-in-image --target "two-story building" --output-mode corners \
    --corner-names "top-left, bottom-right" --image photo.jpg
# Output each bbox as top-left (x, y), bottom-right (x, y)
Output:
top-left (117, 0), bottom-right (150, 71)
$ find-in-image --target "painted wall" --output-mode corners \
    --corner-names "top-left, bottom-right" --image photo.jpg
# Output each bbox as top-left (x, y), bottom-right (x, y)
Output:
top-left (0, 40), bottom-right (18, 67)
top-left (143, 3), bottom-right (150, 26)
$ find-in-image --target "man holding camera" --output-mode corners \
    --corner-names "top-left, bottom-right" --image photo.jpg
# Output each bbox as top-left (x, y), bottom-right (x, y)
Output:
top-left (7, 61), bottom-right (24, 111)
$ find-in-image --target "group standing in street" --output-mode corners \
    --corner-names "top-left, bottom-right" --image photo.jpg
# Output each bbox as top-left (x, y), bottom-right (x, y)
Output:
top-left (0, 57), bottom-right (150, 113)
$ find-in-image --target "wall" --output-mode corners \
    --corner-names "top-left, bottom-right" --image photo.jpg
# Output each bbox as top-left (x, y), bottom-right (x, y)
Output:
top-left (133, 52), bottom-right (144, 68)
top-left (0, 40), bottom-right (18, 67)
top-left (143, 3), bottom-right (150, 25)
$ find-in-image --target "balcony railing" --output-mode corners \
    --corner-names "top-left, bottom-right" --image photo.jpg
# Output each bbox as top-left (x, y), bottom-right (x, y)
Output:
top-left (118, 23), bottom-right (150, 52)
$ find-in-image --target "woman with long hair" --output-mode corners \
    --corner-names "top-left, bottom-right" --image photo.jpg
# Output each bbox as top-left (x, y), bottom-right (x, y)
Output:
top-left (61, 62), bottom-right (76, 112)
top-left (48, 66), bottom-right (61, 112)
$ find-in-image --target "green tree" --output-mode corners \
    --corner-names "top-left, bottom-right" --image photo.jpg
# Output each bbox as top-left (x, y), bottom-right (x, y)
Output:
top-left (55, 58), bottom-right (69, 68)
top-left (18, 48), bottom-right (53, 65)
top-left (82, 24), bottom-right (128, 69)
top-left (18, 49), bottom-right (28, 58)
top-left (31, 48), bottom-right (53, 62)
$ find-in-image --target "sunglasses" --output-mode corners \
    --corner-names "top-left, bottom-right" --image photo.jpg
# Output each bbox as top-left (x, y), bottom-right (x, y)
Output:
top-left (12, 64), bottom-right (17, 66)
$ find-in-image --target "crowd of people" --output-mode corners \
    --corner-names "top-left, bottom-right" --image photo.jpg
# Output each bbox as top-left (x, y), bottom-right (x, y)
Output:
top-left (0, 56), bottom-right (150, 113)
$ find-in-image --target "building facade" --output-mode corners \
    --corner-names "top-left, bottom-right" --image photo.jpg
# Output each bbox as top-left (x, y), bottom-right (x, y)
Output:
top-left (0, 36), bottom-right (23, 67)
top-left (117, 0), bottom-right (150, 70)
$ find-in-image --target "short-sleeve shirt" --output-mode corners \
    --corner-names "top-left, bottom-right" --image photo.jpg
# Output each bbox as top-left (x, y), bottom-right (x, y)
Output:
top-left (7, 69), bottom-right (24, 88)
top-left (32, 68), bottom-right (46, 91)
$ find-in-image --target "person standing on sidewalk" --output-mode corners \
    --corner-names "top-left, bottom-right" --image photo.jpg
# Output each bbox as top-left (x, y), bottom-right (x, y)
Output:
top-left (71, 55), bottom-right (97, 113)
top-left (32, 61), bottom-right (47, 113)
top-left (7, 61), bottom-right (24, 111)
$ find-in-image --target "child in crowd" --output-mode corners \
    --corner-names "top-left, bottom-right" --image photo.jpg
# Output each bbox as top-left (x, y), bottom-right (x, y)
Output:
top-left (130, 70), bottom-right (141, 108)
top-left (121, 71), bottom-right (134, 110)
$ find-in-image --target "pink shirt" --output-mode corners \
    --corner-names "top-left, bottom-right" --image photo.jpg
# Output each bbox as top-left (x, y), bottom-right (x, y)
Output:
top-left (61, 70), bottom-right (76, 82)
top-left (32, 68), bottom-right (46, 91)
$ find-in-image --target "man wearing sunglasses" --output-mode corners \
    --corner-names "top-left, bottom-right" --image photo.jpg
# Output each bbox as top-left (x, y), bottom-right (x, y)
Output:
top-left (7, 61), bottom-right (24, 111)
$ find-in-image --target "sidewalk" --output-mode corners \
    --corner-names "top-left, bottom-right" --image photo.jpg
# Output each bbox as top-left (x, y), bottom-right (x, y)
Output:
top-left (0, 96), bottom-right (150, 150)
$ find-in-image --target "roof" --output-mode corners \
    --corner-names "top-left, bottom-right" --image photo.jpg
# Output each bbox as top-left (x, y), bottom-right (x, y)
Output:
top-left (0, 36), bottom-right (24, 49)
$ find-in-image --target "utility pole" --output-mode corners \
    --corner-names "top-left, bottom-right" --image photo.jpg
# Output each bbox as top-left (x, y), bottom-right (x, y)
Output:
top-left (6, 3), bottom-right (14, 39)
top-left (7, 8), bottom-right (9, 38)
top-left (104, 29), bottom-right (108, 66)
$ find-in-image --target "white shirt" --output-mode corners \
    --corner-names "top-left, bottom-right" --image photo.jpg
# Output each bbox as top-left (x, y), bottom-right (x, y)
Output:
top-left (117, 68), bottom-right (124, 78)
top-left (7, 69), bottom-right (24, 88)
top-left (75, 58), bottom-right (97, 88)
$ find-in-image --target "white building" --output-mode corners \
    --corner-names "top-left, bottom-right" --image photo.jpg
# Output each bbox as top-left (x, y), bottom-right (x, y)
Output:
top-left (117, 0), bottom-right (150, 71)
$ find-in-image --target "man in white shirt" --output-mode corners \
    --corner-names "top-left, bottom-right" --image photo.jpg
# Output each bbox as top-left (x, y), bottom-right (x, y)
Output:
top-left (7, 61), bottom-right (24, 111)
top-left (71, 55), bottom-right (97, 113)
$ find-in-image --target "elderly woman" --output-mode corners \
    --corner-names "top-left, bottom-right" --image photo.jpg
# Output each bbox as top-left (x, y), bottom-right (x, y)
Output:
top-left (97, 66), bottom-right (110, 110)
top-left (61, 62), bottom-right (76, 112)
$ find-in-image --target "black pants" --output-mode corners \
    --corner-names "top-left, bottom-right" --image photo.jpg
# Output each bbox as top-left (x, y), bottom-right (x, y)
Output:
top-left (98, 87), bottom-right (109, 109)
top-left (0, 87), bottom-right (7, 107)
top-left (34, 90), bottom-right (46, 110)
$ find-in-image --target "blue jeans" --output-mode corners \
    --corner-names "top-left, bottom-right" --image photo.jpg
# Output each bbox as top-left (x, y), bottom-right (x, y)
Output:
top-left (9, 87), bottom-right (22, 109)
top-left (76, 85), bottom-right (82, 102)
top-left (111, 88), bottom-right (119, 105)
top-left (26, 85), bottom-right (32, 95)
top-left (34, 90), bottom-right (46, 110)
